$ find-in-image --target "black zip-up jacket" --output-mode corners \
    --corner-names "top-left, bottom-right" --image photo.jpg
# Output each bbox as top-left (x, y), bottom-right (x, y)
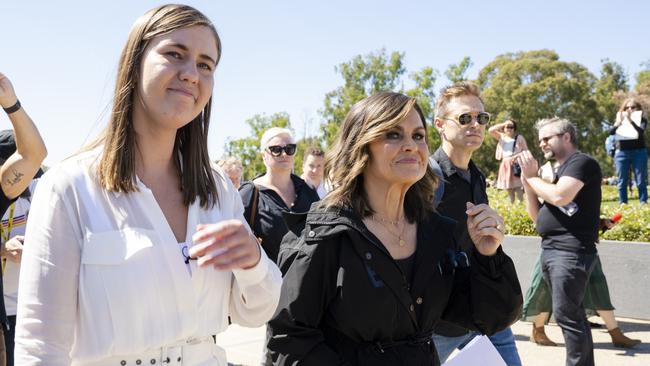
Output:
top-left (267, 205), bottom-right (522, 366)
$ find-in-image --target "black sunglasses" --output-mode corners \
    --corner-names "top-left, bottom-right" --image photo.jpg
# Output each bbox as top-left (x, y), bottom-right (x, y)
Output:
top-left (538, 133), bottom-right (565, 145)
top-left (266, 144), bottom-right (297, 157)
top-left (444, 112), bottom-right (491, 126)
top-left (623, 105), bottom-right (639, 111)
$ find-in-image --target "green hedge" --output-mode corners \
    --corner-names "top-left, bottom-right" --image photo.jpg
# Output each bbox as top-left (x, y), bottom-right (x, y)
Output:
top-left (487, 186), bottom-right (650, 243)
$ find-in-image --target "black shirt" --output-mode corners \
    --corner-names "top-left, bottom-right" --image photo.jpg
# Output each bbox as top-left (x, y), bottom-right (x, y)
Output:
top-left (430, 147), bottom-right (492, 337)
top-left (431, 147), bottom-right (489, 252)
top-left (608, 117), bottom-right (647, 151)
top-left (239, 174), bottom-right (320, 263)
top-left (536, 152), bottom-right (602, 254)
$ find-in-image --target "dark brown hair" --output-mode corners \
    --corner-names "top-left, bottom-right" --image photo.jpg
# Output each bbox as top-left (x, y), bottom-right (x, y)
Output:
top-left (322, 92), bottom-right (438, 222)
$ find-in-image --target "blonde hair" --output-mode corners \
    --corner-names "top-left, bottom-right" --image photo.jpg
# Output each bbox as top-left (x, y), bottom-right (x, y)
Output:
top-left (260, 127), bottom-right (293, 151)
top-left (217, 156), bottom-right (243, 173)
top-left (322, 92), bottom-right (438, 222)
top-left (435, 82), bottom-right (484, 120)
top-left (87, 4), bottom-right (221, 208)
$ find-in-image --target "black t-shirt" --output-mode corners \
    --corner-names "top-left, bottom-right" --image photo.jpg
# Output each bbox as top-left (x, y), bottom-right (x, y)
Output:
top-left (536, 152), bottom-right (602, 254)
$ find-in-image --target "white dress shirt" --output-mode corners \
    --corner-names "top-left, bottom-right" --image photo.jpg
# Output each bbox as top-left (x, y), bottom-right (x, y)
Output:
top-left (15, 150), bottom-right (282, 365)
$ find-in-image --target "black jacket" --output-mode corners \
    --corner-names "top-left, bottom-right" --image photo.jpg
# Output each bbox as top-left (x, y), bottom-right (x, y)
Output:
top-left (240, 174), bottom-right (320, 262)
top-left (267, 205), bottom-right (523, 366)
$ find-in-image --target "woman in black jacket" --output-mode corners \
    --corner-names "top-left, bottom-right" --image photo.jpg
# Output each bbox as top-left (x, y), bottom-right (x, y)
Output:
top-left (267, 92), bottom-right (523, 366)
top-left (608, 97), bottom-right (648, 204)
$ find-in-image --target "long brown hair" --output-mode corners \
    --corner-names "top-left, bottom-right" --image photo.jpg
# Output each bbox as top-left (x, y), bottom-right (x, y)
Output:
top-left (322, 92), bottom-right (438, 223)
top-left (618, 97), bottom-right (644, 116)
top-left (88, 4), bottom-right (222, 208)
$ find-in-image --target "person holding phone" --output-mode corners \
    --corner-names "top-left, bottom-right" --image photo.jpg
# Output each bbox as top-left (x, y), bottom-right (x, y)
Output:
top-left (608, 98), bottom-right (647, 204)
top-left (14, 5), bottom-right (281, 365)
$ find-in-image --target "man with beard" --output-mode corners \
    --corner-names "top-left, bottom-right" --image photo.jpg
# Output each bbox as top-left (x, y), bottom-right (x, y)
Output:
top-left (518, 117), bottom-right (601, 366)
top-left (430, 82), bottom-right (522, 366)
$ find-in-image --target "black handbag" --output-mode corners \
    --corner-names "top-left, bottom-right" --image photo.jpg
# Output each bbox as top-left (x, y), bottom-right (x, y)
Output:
top-left (511, 135), bottom-right (522, 177)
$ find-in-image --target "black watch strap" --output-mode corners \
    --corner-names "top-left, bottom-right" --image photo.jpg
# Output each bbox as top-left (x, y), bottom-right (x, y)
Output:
top-left (3, 100), bottom-right (21, 114)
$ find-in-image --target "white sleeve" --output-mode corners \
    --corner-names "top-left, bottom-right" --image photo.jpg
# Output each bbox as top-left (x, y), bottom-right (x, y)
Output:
top-left (14, 172), bottom-right (82, 365)
top-left (227, 184), bottom-right (282, 327)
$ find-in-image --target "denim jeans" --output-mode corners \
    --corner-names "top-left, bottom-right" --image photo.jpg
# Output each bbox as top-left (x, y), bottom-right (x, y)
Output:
top-left (432, 327), bottom-right (521, 366)
top-left (542, 249), bottom-right (597, 366)
top-left (615, 148), bottom-right (648, 203)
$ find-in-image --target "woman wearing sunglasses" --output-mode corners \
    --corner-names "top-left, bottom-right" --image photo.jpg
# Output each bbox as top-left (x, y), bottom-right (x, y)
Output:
top-left (608, 98), bottom-right (647, 204)
top-left (489, 119), bottom-right (529, 203)
top-left (267, 92), bottom-right (522, 366)
top-left (239, 128), bottom-right (320, 263)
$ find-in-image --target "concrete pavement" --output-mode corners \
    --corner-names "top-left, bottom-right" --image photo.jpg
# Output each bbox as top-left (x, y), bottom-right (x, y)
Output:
top-left (220, 317), bottom-right (650, 365)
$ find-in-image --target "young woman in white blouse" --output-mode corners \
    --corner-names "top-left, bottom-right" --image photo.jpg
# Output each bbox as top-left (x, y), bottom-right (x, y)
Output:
top-left (14, 4), bottom-right (281, 366)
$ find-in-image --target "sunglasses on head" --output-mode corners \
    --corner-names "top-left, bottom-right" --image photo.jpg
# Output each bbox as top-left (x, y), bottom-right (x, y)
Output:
top-left (444, 112), bottom-right (491, 126)
top-left (266, 144), bottom-right (297, 157)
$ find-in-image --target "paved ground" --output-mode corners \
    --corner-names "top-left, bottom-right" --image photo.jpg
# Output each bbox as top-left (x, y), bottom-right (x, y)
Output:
top-left (220, 317), bottom-right (650, 365)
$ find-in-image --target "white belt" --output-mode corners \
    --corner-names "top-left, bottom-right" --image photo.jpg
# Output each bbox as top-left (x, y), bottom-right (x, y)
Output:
top-left (77, 336), bottom-right (217, 366)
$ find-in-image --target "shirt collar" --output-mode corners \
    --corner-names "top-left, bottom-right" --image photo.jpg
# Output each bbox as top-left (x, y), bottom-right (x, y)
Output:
top-left (432, 147), bottom-right (479, 178)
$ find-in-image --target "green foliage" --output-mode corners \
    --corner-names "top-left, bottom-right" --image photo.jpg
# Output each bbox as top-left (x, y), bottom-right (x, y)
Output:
top-left (594, 59), bottom-right (628, 125)
top-left (444, 56), bottom-right (473, 84)
top-left (224, 112), bottom-right (291, 180)
top-left (320, 49), bottom-right (406, 147)
top-left (320, 49), bottom-right (439, 149)
top-left (487, 188), bottom-right (537, 236)
top-left (476, 50), bottom-right (609, 177)
top-left (488, 186), bottom-right (650, 243)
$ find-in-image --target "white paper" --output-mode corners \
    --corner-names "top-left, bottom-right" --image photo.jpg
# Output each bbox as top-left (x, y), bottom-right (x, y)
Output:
top-left (442, 335), bottom-right (506, 366)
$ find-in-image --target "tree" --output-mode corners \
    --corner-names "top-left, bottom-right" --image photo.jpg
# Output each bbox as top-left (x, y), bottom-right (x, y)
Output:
top-left (444, 56), bottom-right (473, 84)
top-left (320, 49), bottom-right (439, 149)
top-left (594, 59), bottom-right (628, 125)
top-left (476, 50), bottom-right (605, 176)
top-left (320, 49), bottom-right (406, 147)
top-left (634, 60), bottom-right (650, 110)
top-left (224, 112), bottom-right (292, 180)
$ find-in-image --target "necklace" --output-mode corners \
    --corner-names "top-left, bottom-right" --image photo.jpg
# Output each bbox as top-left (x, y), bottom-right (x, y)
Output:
top-left (371, 214), bottom-right (407, 247)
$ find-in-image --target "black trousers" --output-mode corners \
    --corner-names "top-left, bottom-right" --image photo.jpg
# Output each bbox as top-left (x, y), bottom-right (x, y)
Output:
top-left (3, 316), bottom-right (14, 366)
top-left (541, 248), bottom-right (596, 366)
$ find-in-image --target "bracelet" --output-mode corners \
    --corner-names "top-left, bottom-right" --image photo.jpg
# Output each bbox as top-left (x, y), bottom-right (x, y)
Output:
top-left (3, 100), bottom-right (21, 114)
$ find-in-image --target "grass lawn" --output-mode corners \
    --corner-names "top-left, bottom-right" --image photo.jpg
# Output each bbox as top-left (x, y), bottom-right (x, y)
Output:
top-left (487, 185), bottom-right (650, 243)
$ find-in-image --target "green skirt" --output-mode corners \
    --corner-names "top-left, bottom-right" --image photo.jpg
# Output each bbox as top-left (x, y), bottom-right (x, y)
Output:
top-left (521, 252), bottom-right (614, 322)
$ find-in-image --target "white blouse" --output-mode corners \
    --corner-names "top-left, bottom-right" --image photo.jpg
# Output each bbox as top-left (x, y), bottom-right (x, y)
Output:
top-left (14, 150), bottom-right (282, 365)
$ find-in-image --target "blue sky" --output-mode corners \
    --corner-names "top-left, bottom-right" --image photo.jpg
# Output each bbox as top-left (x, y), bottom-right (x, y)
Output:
top-left (1, 0), bottom-right (648, 165)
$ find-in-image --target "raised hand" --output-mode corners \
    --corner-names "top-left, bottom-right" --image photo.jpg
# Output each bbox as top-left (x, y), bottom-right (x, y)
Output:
top-left (466, 202), bottom-right (504, 256)
top-left (189, 220), bottom-right (262, 270)
top-left (517, 150), bottom-right (539, 179)
top-left (0, 72), bottom-right (18, 108)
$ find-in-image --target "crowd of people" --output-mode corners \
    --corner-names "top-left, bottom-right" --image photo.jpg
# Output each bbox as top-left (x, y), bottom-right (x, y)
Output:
top-left (0, 4), bottom-right (647, 366)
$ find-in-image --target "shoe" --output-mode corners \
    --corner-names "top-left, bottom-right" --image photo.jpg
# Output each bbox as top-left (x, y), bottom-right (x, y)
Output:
top-left (608, 327), bottom-right (641, 348)
top-left (532, 325), bottom-right (558, 347)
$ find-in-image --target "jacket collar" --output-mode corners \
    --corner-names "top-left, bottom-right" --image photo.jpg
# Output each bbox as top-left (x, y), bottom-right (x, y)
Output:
top-left (432, 147), bottom-right (483, 180)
